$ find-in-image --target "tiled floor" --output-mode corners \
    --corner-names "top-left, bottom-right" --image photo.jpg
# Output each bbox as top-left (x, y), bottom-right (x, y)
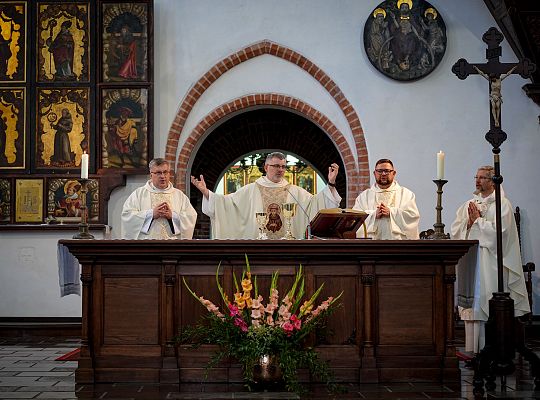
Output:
top-left (0, 336), bottom-right (539, 399)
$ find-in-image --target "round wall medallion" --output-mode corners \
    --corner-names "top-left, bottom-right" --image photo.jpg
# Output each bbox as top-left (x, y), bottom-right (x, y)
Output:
top-left (364, 0), bottom-right (447, 81)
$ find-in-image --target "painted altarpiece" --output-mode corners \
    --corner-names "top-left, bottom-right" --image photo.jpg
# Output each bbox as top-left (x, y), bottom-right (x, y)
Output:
top-left (0, 2), bottom-right (26, 83)
top-left (0, 88), bottom-right (25, 170)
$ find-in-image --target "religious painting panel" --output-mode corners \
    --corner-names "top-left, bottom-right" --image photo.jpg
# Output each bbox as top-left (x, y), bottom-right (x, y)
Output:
top-left (37, 2), bottom-right (89, 83)
top-left (224, 168), bottom-right (244, 195)
top-left (102, 2), bottom-right (149, 82)
top-left (0, 2), bottom-right (26, 82)
top-left (36, 87), bottom-right (90, 171)
top-left (101, 87), bottom-right (149, 171)
top-left (15, 178), bottom-right (43, 222)
top-left (363, 0), bottom-right (447, 81)
top-left (295, 168), bottom-right (316, 194)
top-left (0, 178), bottom-right (11, 223)
top-left (46, 177), bottom-right (99, 223)
top-left (0, 87), bottom-right (25, 170)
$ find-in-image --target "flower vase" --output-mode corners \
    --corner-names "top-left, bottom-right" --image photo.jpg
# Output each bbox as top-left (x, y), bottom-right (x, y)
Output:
top-left (252, 354), bottom-right (283, 387)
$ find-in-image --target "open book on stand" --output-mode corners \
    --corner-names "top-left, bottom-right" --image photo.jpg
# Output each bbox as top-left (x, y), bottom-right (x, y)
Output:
top-left (310, 208), bottom-right (369, 239)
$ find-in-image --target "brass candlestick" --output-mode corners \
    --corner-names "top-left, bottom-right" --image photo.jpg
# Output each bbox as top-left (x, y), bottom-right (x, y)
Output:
top-left (73, 178), bottom-right (94, 239)
top-left (428, 179), bottom-right (450, 240)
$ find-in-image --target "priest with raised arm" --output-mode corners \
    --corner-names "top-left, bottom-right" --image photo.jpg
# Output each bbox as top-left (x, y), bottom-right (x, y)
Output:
top-left (353, 158), bottom-right (419, 239)
top-left (191, 152), bottom-right (341, 239)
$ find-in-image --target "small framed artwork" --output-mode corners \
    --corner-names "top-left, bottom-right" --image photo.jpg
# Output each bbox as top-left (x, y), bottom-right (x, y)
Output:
top-left (0, 2), bottom-right (26, 83)
top-left (0, 178), bottom-right (11, 223)
top-left (296, 169), bottom-right (316, 194)
top-left (102, 2), bottom-right (150, 82)
top-left (46, 178), bottom-right (99, 223)
top-left (37, 2), bottom-right (90, 83)
top-left (15, 179), bottom-right (43, 223)
top-left (101, 87), bottom-right (149, 170)
top-left (0, 88), bottom-right (26, 170)
top-left (36, 87), bottom-right (90, 171)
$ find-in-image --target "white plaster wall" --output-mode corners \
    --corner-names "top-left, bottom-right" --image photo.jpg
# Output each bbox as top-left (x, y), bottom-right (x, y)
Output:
top-left (1, 0), bottom-right (540, 317)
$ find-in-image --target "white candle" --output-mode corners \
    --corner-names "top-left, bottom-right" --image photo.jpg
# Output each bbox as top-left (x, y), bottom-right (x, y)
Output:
top-left (437, 150), bottom-right (445, 180)
top-left (81, 152), bottom-right (89, 179)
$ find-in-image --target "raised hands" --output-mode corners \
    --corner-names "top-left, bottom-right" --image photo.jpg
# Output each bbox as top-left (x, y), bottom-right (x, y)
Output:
top-left (190, 175), bottom-right (209, 198)
top-left (328, 163), bottom-right (339, 185)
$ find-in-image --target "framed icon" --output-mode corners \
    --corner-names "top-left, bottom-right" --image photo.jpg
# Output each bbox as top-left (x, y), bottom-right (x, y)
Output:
top-left (101, 86), bottom-right (150, 170)
top-left (0, 88), bottom-right (25, 170)
top-left (36, 87), bottom-right (90, 170)
top-left (37, 2), bottom-right (90, 82)
top-left (0, 178), bottom-right (11, 222)
top-left (46, 177), bottom-right (99, 223)
top-left (0, 2), bottom-right (26, 83)
top-left (15, 178), bottom-right (43, 222)
top-left (102, 2), bottom-right (149, 82)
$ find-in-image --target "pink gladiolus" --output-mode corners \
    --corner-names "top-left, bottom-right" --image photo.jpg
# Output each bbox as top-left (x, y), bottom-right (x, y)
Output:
top-left (229, 303), bottom-right (240, 317)
top-left (234, 317), bottom-right (248, 332)
top-left (290, 314), bottom-right (301, 330)
top-left (282, 321), bottom-right (294, 335)
top-left (251, 308), bottom-right (262, 319)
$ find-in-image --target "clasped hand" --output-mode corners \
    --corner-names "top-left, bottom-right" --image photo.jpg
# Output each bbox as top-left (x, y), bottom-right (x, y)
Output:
top-left (467, 202), bottom-right (481, 229)
top-left (375, 203), bottom-right (390, 219)
top-left (153, 201), bottom-right (172, 219)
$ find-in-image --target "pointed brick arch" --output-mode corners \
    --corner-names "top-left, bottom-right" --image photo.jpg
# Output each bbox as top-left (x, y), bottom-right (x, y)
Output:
top-left (166, 40), bottom-right (370, 205)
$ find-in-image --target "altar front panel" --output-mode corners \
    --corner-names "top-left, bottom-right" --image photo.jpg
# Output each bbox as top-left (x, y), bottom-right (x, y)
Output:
top-left (60, 239), bottom-right (476, 384)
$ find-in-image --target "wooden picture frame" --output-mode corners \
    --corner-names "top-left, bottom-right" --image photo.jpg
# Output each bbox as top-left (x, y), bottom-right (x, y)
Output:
top-left (101, 2), bottom-right (150, 82)
top-left (36, 87), bottom-right (90, 171)
top-left (37, 2), bottom-right (90, 83)
top-left (0, 178), bottom-right (11, 223)
top-left (46, 177), bottom-right (99, 223)
top-left (0, 87), bottom-right (26, 170)
top-left (101, 86), bottom-right (150, 171)
top-left (15, 178), bottom-right (43, 222)
top-left (0, 2), bottom-right (26, 83)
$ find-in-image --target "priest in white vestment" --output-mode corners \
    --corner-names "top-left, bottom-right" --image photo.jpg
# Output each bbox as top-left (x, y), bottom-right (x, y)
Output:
top-left (451, 165), bottom-right (529, 354)
top-left (121, 158), bottom-right (197, 239)
top-left (353, 158), bottom-right (419, 239)
top-left (190, 152), bottom-right (341, 239)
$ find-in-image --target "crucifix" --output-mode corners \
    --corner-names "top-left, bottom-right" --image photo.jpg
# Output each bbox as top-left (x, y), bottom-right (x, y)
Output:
top-left (452, 27), bottom-right (538, 399)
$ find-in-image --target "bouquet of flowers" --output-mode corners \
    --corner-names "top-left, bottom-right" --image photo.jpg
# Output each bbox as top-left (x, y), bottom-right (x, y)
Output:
top-left (177, 255), bottom-right (342, 393)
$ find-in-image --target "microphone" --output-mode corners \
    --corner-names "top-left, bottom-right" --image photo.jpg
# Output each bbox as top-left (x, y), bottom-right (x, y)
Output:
top-left (285, 187), bottom-right (312, 239)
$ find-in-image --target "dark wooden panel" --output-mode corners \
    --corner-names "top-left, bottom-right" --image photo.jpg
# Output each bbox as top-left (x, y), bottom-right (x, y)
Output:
top-left (377, 276), bottom-right (433, 346)
top-left (103, 277), bottom-right (160, 345)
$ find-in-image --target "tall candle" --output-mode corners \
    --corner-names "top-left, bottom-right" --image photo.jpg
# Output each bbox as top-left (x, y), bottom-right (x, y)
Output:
top-left (81, 152), bottom-right (89, 179)
top-left (437, 150), bottom-right (445, 180)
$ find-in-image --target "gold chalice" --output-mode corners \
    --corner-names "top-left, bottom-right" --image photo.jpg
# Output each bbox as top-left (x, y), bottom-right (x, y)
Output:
top-left (281, 203), bottom-right (297, 240)
top-left (255, 212), bottom-right (268, 240)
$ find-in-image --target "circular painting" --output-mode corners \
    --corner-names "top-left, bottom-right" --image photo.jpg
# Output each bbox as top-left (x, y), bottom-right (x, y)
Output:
top-left (363, 0), bottom-right (447, 81)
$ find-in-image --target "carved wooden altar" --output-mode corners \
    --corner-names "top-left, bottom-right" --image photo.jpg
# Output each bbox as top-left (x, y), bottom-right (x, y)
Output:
top-left (59, 239), bottom-right (476, 384)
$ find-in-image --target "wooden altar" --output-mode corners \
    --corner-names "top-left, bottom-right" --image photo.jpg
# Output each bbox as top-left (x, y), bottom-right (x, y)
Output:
top-left (59, 239), bottom-right (476, 384)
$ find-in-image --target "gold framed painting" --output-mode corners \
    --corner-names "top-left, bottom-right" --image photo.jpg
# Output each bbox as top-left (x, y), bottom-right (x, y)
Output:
top-left (37, 2), bottom-right (90, 83)
top-left (0, 2), bottom-right (26, 83)
top-left (46, 177), bottom-right (99, 223)
top-left (0, 178), bottom-right (11, 223)
top-left (102, 2), bottom-right (149, 82)
top-left (15, 178), bottom-right (43, 222)
top-left (101, 86), bottom-right (150, 170)
top-left (36, 87), bottom-right (90, 171)
top-left (0, 87), bottom-right (25, 170)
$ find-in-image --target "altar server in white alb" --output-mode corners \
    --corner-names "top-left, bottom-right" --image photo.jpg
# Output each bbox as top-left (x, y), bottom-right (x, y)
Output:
top-left (451, 165), bottom-right (529, 354)
top-left (190, 152), bottom-right (341, 239)
top-left (121, 158), bottom-right (197, 239)
top-left (353, 158), bottom-right (419, 239)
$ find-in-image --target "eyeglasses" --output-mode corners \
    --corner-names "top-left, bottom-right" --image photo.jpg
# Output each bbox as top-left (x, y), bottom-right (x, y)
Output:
top-left (151, 170), bottom-right (170, 176)
top-left (268, 164), bottom-right (287, 170)
top-left (375, 169), bottom-right (394, 175)
top-left (474, 176), bottom-right (491, 180)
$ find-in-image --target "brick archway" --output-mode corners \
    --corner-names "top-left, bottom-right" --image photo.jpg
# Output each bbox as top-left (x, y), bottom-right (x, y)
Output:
top-left (166, 40), bottom-right (370, 205)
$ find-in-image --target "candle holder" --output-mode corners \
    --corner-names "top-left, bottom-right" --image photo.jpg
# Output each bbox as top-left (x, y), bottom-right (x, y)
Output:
top-left (427, 179), bottom-right (450, 240)
top-left (73, 178), bottom-right (94, 240)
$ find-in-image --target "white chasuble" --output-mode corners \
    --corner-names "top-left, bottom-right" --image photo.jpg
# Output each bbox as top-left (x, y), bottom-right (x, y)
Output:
top-left (202, 176), bottom-right (341, 239)
top-left (121, 181), bottom-right (197, 240)
top-left (352, 181), bottom-right (419, 240)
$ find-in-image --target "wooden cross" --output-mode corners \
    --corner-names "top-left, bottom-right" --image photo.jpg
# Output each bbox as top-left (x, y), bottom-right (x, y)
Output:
top-left (452, 27), bottom-right (536, 149)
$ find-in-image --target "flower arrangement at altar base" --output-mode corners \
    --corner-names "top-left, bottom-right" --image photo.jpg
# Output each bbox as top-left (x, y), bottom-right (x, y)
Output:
top-left (176, 255), bottom-right (343, 394)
